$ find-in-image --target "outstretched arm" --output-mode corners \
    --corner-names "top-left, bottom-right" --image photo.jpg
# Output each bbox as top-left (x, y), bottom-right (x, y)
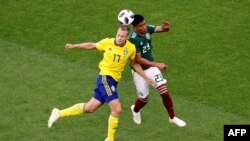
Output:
top-left (154, 20), bottom-right (170, 33)
top-left (65, 42), bottom-right (96, 50)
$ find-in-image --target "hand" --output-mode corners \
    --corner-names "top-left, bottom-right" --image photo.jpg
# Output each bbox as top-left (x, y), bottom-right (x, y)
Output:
top-left (155, 62), bottom-right (168, 72)
top-left (65, 43), bottom-right (74, 49)
top-left (145, 77), bottom-right (155, 87)
top-left (161, 20), bottom-right (170, 31)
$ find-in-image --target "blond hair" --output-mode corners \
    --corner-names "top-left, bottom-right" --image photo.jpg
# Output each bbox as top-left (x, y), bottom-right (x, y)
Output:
top-left (119, 24), bottom-right (130, 32)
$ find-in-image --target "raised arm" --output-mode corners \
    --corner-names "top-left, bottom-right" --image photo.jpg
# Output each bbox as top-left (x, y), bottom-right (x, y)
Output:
top-left (154, 20), bottom-right (170, 33)
top-left (65, 42), bottom-right (96, 50)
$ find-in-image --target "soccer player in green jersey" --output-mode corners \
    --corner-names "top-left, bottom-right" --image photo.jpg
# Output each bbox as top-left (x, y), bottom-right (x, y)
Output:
top-left (129, 14), bottom-right (186, 127)
top-left (48, 25), bottom-right (154, 141)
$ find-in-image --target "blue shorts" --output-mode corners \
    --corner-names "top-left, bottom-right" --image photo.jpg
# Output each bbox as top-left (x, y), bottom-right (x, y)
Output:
top-left (93, 75), bottom-right (118, 103)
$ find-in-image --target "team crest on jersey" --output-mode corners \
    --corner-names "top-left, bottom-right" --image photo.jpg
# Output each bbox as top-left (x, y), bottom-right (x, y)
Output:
top-left (145, 33), bottom-right (151, 40)
top-left (124, 49), bottom-right (128, 56)
top-left (108, 48), bottom-right (112, 51)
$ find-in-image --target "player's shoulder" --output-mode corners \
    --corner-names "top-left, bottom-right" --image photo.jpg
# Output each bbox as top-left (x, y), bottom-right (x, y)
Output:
top-left (100, 38), bottom-right (114, 42)
top-left (148, 24), bottom-right (156, 28)
top-left (126, 40), bottom-right (135, 47)
top-left (96, 38), bottom-right (114, 50)
top-left (129, 31), bottom-right (138, 39)
top-left (97, 38), bottom-right (115, 46)
top-left (125, 40), bottom-right (135, 50)
top-left (129, 31), bottom-right (140, 44)
top-left (147, 25), bottom-right (156, 33)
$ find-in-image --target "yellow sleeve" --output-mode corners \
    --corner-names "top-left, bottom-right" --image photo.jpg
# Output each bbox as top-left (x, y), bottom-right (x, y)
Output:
top-left (96, 38), bottom-right (109, 51)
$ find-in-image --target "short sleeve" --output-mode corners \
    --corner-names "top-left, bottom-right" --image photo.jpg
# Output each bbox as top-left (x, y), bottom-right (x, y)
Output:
top-left (147, 25), bottom-right (156, 34)
top-left (96, 38), bottom-right (108, 51)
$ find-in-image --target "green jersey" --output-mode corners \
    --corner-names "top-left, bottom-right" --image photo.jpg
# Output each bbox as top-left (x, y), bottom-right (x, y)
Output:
top-left (129, 25), bottom-right (156, 70)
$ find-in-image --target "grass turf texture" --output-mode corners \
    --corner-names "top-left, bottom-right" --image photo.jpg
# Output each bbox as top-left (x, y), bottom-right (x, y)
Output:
top-left (0, 0), bottom-right (249, 141)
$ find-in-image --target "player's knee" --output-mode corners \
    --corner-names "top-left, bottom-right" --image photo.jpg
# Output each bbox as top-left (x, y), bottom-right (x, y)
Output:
top-left (84, 105), bottom-right (97, 113)
top-left (85, 108), bottom-right (95, 113)
top-left (112, 107), bottom-right (122, 116)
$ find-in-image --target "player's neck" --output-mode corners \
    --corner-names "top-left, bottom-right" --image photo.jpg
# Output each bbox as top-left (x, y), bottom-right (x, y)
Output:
top-left (135, 31), bottom-right (145, 36)
top-left (114, 40), bottom-right (126, 47)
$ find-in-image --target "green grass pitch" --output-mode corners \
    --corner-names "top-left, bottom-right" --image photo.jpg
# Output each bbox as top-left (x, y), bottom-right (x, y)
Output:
top-left (0, 0), bottom-right (249, 141)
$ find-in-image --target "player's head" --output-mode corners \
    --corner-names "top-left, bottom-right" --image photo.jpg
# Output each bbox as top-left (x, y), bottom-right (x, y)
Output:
top-left (132, 14), bottom-right (144, 26)
top-left (132, 14), bottom-right (147, 34)
top-left (115, 25), bottom-right (130, 46)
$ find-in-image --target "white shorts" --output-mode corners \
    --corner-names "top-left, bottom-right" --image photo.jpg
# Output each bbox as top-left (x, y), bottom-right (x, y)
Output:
top-left (131, 67), bottom-right (167, 99)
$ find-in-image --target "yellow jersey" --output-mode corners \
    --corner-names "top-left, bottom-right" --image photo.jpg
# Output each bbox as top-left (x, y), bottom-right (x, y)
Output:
top-left (96, 38), bottom-right (136, 81)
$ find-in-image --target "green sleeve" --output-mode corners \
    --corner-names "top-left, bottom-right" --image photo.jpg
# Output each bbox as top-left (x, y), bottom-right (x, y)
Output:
top-left (147, 25), bottom-right (156, 34)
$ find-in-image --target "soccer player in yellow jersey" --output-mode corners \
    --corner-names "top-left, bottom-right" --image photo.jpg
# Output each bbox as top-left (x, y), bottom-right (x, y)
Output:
top-left (48, 25), bottom-right (154, 141)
